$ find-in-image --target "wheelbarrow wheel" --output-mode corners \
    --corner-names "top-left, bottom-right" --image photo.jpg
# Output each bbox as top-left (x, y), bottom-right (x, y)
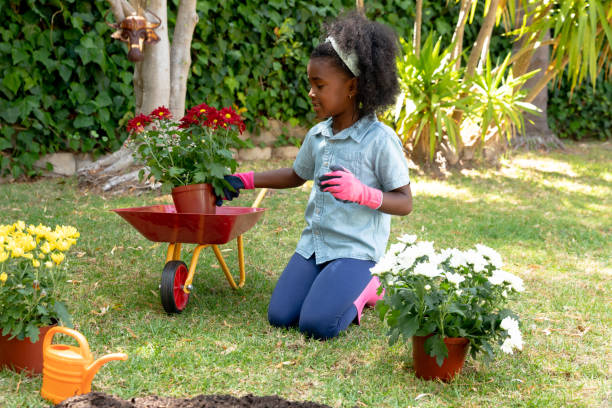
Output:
top-left (160, 260), bottom-right (190, 314)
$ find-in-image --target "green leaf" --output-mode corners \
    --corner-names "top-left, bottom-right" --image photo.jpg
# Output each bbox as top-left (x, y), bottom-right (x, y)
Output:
top-left (388, 328), bottom-right (400, 346)
top-left (0, 138), bottom-right (12, 150)
top-left (376, 301), bottom-right (390, 321)
top-left (3, 69), bottom-right (22, 94)
top-left (480, 340), bottom-right (494, 359)
top-left (208, 162), bottom-right (227, 179)
top-left (77, 101), bottom-right (97, 116)
top-left (25, 325), bottom-right (41, 343)
top-left (224, 76), bottom-right (239, 92)
top-left (398, 314), bottom-right (420, 339)
top-left (425, 334), bottom-right (449, 367)
top-left (74, 114), bottom-right (94, 128)
top-left (70, 83), bottom-right (89, 104)
top-left (98, 108), bottom-right (110, 123)
top-left (33, 49), bottom-right (55, 71)
top-left (448, 303), bottom-right (465, 317)
top-left (0, 103), bottom-right (20, 123)
top-left (168, 167), bottom-right (185, 177)
top-left (193, 171), bottom-right (208, 184)
top-left (12, 45), bottom-right (30, 65)
top-left (94, 92), bottom-right (112, 108)
top-left (58, 65), bottom-right (73, 82)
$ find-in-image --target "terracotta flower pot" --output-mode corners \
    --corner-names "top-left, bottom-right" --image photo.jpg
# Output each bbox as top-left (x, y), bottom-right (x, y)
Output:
top-left (412, 335), bottom-right (469, 381)
top-left (0, 325), bottom-right (56, 375)
top-left (171, 183), bottom-right (217, 214)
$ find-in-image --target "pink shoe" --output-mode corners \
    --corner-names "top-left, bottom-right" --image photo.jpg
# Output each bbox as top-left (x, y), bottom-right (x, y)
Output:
top-left (353, 276), bottom-right (385, 324)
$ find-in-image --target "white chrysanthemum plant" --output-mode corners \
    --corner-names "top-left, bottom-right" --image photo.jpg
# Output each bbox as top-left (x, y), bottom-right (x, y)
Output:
top-left (372, 234), bottom-right (524, 365)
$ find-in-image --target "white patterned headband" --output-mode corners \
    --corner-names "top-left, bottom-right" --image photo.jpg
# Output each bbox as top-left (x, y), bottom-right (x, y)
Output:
top-left (325, 36), bottom-right (360, 77)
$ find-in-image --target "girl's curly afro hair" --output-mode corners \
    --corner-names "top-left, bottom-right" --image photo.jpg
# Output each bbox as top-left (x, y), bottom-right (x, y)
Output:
top-left (311, 11), bottom-right (400, 118)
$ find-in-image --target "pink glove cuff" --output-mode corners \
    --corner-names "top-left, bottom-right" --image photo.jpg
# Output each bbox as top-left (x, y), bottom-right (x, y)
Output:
top-left (235, 171), bottom-right (255, 190)
top-left (362, 186), bottom-right (383, 210)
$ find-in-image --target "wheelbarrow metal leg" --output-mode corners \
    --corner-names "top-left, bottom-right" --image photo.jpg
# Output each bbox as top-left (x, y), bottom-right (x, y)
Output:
top-left (165, 243), bottom-right (182, 263)
top-left (183, 244), bottom-right (208, 294)
top-left (237, 235), bottom-right (246, 286)
top-left (166, 244), bottom-right (175, 263)
top-left (211, 244), bottom-right (244, 290)
top-left (173, 243), bottom-right (182, 260)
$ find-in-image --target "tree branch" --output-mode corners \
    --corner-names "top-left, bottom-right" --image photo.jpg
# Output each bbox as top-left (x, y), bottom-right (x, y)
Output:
top-left (413, 0), bottom-right (423, 57)
top-left (120, 0), bottom-right (136, 16)
top-left (510, 38), bottom-right (556, 75)
top-left (465, 0), bottom-right (501, 77)
top-left (133, 61), bottom-right (144, 114)
top-left (140, 0), bottom-right (170, 114)
top-left (106, 0), bottom-right (124, 22)
top-left (452, 0), bottom-right (501, 152)
top-left (525, 57), bottom-right (568, 103)
top-left (356, 0), bottom-right (364, 13)
top-left (105, 0), bottom-right (137, 22)
top-left (169, 0), bottom-right (198, 118)
top-left (510, 2), bottom-right (553, 79)
top-left (451, 0), bottom-right (472, 70)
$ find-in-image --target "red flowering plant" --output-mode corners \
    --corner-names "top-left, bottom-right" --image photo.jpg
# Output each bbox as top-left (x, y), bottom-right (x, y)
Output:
top-left (125, 104), bottom-right (248, 195)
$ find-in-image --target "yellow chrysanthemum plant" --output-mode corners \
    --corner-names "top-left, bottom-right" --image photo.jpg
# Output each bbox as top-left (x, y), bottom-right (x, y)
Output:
top-left (0, 221), bottom-right (79, 343)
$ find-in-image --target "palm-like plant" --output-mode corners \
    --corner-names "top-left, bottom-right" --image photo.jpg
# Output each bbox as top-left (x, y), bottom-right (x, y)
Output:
top-left (386, 36), bottom-right (539, 163)
top-left (387, 0), bottom-right (612, 168)
top-left (389, 36), bottom-right (471, 163)
top-left (513, 0), bottom-right (612, 101)
top-left (468, 53), bottom-right (539, 144)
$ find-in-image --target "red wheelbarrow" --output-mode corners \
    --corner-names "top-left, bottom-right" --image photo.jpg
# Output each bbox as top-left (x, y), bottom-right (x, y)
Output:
top-left (112, 189), bottom-right (267, 314)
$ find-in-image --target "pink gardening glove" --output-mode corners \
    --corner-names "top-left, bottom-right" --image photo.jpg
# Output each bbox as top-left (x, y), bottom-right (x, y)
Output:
top-left (216, 171), bottom-right (255, 206)
top-left (233, 171), bottom-right (255, 189)
top-left (318, 165), bottom-right (382, 210)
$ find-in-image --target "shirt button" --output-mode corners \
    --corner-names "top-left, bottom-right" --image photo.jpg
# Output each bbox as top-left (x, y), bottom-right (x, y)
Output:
top-left (324, 162), bottom-right (328, 166)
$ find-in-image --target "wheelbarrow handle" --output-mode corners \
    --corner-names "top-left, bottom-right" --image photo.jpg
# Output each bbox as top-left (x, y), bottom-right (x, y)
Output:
top-left (251, 188), bottom-right (267, 208)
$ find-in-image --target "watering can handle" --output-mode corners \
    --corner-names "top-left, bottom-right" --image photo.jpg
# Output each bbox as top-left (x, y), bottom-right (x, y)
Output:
top-left (43, 326), bottom-right (92, 360)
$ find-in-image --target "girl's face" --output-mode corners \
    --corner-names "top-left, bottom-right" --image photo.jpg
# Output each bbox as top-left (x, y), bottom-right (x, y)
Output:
top-left (307, 57), bottom-right (357, 126)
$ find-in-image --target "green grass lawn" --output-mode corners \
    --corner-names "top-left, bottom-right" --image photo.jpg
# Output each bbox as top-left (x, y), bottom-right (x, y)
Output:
top-left (1, 141), bottom-right (610, 407)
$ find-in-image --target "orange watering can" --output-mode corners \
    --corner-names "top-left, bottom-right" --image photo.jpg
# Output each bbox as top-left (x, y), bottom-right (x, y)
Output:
top-left (40, 326), bottom-right (128, 404)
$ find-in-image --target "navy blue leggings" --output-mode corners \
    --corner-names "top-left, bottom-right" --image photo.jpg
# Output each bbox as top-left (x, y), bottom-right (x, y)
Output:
top-left (267, 253), bottom-right (376, 340)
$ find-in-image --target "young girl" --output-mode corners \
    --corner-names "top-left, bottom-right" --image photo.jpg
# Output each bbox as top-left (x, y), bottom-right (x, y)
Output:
top-left (218, 11), bottom-right (412, 340)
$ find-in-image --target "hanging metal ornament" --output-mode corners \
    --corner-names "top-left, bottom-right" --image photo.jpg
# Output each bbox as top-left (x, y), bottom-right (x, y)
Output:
top-left (105, 10), bottom-right (161, 62)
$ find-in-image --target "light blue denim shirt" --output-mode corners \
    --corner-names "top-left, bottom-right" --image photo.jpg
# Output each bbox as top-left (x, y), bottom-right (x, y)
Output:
top-left (292, 114), bottom-right (411, 264)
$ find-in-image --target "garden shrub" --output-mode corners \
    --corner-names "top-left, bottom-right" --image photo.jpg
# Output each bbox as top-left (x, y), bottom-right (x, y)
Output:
top-left (548, 74), bottom-right (612, 141)
top-left (0, 0), bottom-right (134, 177)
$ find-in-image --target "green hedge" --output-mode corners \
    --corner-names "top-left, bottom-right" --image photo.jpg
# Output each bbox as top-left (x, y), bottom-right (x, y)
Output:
top-left (0, 0), bottom-right (519, 178)
top-left (548, 74), bottom-right (612, 141)
top-left (187, 0), bottom-right (511, 122)
top-left (0, 0), bottom-right (134, 177)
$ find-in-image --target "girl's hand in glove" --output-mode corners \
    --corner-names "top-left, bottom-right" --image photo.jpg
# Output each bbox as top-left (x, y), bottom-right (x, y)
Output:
top-left (318, 165), bottom-right (382, 210)
top-left (215, 171), bottom-right (254, 206)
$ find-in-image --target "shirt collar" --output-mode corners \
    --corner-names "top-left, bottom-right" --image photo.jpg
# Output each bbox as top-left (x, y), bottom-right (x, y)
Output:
top-left (318, 114), bottom-right (377, 143)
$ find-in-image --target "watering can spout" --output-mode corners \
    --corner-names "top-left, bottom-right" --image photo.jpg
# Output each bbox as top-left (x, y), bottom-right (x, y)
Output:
top-left (83, 353), bottom-right (128, 388)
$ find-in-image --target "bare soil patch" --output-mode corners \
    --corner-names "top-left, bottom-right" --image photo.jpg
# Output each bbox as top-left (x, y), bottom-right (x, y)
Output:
top-left (55, 392), bottom-right (332, 408)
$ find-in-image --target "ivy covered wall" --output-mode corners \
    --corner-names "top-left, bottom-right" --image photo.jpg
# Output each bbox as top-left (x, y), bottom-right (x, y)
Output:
top-left (0, 1), bottom-right (133, 177)
top-left (0, 0), bottom-right (499, 177)
top-left (0, 0), bottom-right (606, 178)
